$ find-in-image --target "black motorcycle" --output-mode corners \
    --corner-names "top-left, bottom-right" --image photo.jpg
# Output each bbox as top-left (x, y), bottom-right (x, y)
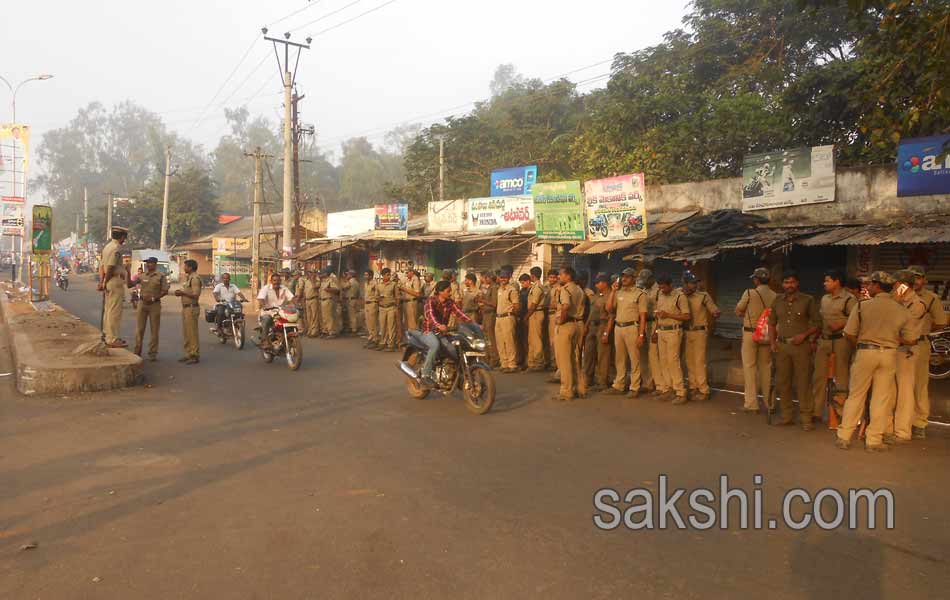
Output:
top-left (207, 300), bottom-right (246, 350)
top-left (56, 271), bottom-right (69, 291)
top-left (398, 322), bottom-right (496, 415)
top-left (929, 327), bottom-right (950, 380)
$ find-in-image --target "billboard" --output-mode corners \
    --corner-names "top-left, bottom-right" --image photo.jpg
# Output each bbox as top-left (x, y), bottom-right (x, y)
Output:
top-left (467, 195), bottom-right (534, 233)
top-left (327, 208), bottom-right (375, 238)
top-left (374, 203), bottom-right (409, 239)
top-left (32, 205), bottom-right (52, 254)
top-left (427, 199), bottom-right (465, 232)
top-left (741, 145), bottom-right (835, 211)
top-left (490, 165), bottom-right (538, 197)
top-left (583, 173), bottom-right (648, 241)
top-left (0, 124), bottom-right (30, 199)
top-left (533, 181), bottom-right (585, 242)
top-left (897, 135), bottom-right (950, 197)
top-left (1, 200), bottom-right (24, 236)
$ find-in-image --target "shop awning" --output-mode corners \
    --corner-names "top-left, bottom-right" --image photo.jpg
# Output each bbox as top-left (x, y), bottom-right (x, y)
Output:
top-left (570, 211), bottom-right (698, 255)
top-left (637, 226), bottom-right (829, 262)
top-left (297, 239), bottom-right (358, 261)
top-left (795, 221), bottom-right (950, 246)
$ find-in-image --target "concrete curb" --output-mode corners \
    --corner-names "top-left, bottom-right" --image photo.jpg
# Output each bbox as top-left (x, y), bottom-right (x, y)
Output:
top-left (0, 287), bottom-right (144, 396)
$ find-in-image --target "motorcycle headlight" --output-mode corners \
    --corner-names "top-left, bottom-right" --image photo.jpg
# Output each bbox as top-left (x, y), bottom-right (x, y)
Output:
top-left (472, 338), bottom-right (486, 351)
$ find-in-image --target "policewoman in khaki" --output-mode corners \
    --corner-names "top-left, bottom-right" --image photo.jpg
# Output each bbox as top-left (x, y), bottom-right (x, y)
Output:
top-left (175, 259), bottom-right (202, 364)
top-left (525, 267), bottom-right (547, 371)
top-left (494, 268), bottom-right (520, 373)
top-left (363, 269), bottom-right (379, 348)
top-left (653, 274), bottom-right (690, 404)
top-left (608, 267), bottom-right (647, 396)
top-left (554, 267), bottom-right (586, 400)
top-left (768, 271), bottom-right (819, 427)
top-left (682, 272), bottom-right (720, 401)
top-left (134, 256), bottom-right (169, 360)
top-left (99, 226), bottom-right (130, 347)
top-left (376, 268), bottom-right (399, 351)
top-left (811, 270), bottom-right (857, 420)
top-left (736, 267), bottom-right (777, 412)
top-left (302, 271), bottom-right (321, 338)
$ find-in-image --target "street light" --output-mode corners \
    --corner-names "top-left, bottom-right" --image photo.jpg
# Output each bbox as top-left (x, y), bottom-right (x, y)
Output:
top-left (0, 73), bottom-right (54, 122)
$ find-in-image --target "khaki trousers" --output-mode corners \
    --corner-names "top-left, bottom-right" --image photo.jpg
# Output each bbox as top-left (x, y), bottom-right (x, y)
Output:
top-left (612, 324), bottom-right (642, 392)
top-left (647, 323), bottom-right (661, 389)
top-left (527, 311), bottom-right (546, 369)
top-left (321, 299), bottom-right (339, 335)
top-left (838, 347), bottom-right (897, 446)
top-left (775, 341), bottom-right (812, 421)
top-left (182, 305), bottom-right (200, 359)
top-left (741, 331), bottom-right (772, 410)
top-left (684, 329), bottom-right (710, 395)
top-left (890, 346), bottom-right (918, 440)
top-left (378, 305), bottom-right (397, 348)
top-left (348, 299), bottom-right (362, 333)
top-left (555, 321), bottom-right (585, 399)
top-left (583, 323), bottom-right (611, 387)
top-left (404, 301), bottom-right (419, 332)
top-left (365, 302), bottom-right (379, 344)
top-left (482, 311), bottom-right (499, 365)
top-left (546, 312), bottom-right (558, 368)
top-left (811, 337), bottom-right (852, 418)
top-left (103, 278), bottom-right (125, 344)
top-left (134, 301), bottom-right (161, 357)
top-left (306, 298), bottom-right (321, 337)
top-left (914, 340), bottom-right (932, 429)
top-left (656, 329), bottom-right (685, 396)
top-left (495, 315), bottom-right (518, 370)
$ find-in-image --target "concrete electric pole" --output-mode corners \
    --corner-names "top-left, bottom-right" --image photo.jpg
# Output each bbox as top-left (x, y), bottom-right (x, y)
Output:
top-left (245, 147), bottom-right (271, 298)
top-left (434, 134), bottom-right (446, 203)
top-left (83, 186), bottom-right (88, 238)
top-left (104, 192), bottom-right (113, 240)
top-left (160, 145), bottom-right (172, 251)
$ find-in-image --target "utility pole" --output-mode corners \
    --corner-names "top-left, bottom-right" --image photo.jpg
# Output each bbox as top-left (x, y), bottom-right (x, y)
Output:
top-left (292, 91), bottom-right (302, 255)
top-left (160, 145), bottom-right (172, 251)
top-left (245, 147), bottom-right (271, 298)
top-left (83, 186), bottom-right (88, 238)
top-left (263, 28), bottom-right (310, 266)
top-left (434, 134), bottom-right (446, 202)
top-left (104, 191), bottom-right (113, 240)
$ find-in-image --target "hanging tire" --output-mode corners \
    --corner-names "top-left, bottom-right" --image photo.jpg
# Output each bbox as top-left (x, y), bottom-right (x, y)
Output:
top-left (404, 351), bottom-right (430, 399)
top-left (286, 335), bottom-right (302, 371)
top-left (464, 366), bottom-right (496, 415)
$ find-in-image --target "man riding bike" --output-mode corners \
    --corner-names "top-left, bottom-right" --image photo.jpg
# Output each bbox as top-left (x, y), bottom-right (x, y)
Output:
top-left (256, 273), bottom-right (295, 346)
top-left (419, 280), bottom-right (472, 386)
top-left (212, 272), bottom-right (247, 333)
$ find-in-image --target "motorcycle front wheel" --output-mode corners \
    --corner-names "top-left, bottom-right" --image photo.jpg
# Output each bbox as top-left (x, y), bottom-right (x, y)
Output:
top-left (404, 350), bottom-right (430, 399)
top-left (286, 335), bottom-right (302, 371)
top-left (930, 353), bottom-right (950, 380)
top-left (464, 366), bottom-right (496, 415)
top-left (233, 320), bottom-right (245, 350)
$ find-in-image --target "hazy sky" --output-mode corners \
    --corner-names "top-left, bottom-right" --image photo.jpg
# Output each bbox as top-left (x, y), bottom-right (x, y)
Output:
top-left (5, 0), bottom-right (690, 162)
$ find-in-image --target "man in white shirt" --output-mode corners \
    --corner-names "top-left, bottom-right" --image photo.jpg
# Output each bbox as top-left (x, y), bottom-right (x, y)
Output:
top-left (212, 273), bottom-right (247, 332)
top-left (256, 272), bottom-right (295, 345)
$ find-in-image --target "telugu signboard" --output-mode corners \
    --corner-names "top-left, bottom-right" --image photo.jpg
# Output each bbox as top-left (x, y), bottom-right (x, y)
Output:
top-left (213, 236), bottom-right (251, 256)
top-left (374, 203), bottom-right (409, 239)
top-left (0, 124), bottom-right (30, 199)
top-left (1, 199), bottom-right (24, 236)
top-left (897, 135), bottom-right (950, 197)
top-left (467, 195), bottom-right (534, 233)
top-left (32, 205), bottom-right (52, 254)
top-left (490, 165), bottom-right (538, 197)
top-left (741, 145), bottom-right (835, 211)
top-left (583, 173), bottom-right (648, 241)
top-left (327, 208), bottom-right (375, 239)
top-left (426, 199), bottom-right (465, 232)
top-left (533, 181), bottom-right (585, 242)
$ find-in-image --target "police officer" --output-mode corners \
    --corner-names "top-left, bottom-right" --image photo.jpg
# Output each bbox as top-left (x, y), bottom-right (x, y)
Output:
top-left (363, 269), bottom-right (379, 348)
top-left (319, 268), bottom-right (341, 338)
top-left (422, 271), bottom-right (436, 297)
top-left (134, 256), bottom-right (169, 360)
top-left (345, 270), bottom-right (362, 335)
top-left (769, 271), bottom-right (819, 427)
top-left (682, 272), bottom-right (720, 401)
top-left (461, 272), bottom-right (480, 321)
top-left (653, 273), bottom-right (690, 404)
top-left (478, 271), bottom-right (500, 367)
top-left (98, 226), bottom-right (131, 348)
top-left (736, 266), bottom-right (777, 413)
top-left (909, 265), bottom-right (948, 439)
top-left (554, 266), bottom-right (586, 401)
top-left (811, 269), bottom-right (857, 423)
top-left (494, 267), bottom-right (521, 373)
top-left (607, 267), bottom-right (647, 397)
top-left (174, 259), bottom-right (202, 364)
top-left (376, 267), bottom-right (399, 351)
top-left (525, 266), bottom-right (547, 372)
top-left (888, 269), bottom-right (927, 443)
top-left (545, 269), bottom-right (560, 371)
top-left (401, 269), bottom-right (423, 331)
top-left (583, 273), bottom-right (612, 391)
top-left (836, 271), bottom-right (915, 451)
top-left (302, 270), bottom-right (321, 338)
top-left (637, 269), bottom-right (660, 392)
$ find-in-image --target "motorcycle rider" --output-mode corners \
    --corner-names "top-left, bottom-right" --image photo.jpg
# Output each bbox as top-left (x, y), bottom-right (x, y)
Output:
top-left (256, 273), bottom-right (295, 347)
top-left (419, 280), bottom-right (472, 386)
top-left (212, 273), bottom-right (247, 334)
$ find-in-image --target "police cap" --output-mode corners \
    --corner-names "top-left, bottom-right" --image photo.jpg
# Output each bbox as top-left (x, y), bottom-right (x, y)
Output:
top-left (869, 271), bottom-right (895, 285)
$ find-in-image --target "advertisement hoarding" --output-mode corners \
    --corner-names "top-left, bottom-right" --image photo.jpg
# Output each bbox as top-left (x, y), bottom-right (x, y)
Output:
top-left (374, 203), bottom-right (409, 239)
top-left (490, 165), bottom-right (538, 197)
top-left (533, 181), bottom-right (585, 242)
top-left (1, 200), bottom-right (24, 236)
top-left (32, 205), bottom-right (52, 254)
top-left (426, 199), bottom-right (465, 232)
top-left (466, 196), bottom-right (534, 232)
top-left (897, 135), bottom-right (950, 197)
top-left (327, 208), bottom-right (375, 239)
top-left (583, 173), bottom-right (648, 241)
top-left (0, 124), bottom-right (30, 199)
top-left (741, 145), bottom-right (835, 211)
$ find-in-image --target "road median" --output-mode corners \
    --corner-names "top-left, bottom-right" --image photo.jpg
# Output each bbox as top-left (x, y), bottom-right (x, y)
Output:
top-left (0, 282), bottom-right (143, 396)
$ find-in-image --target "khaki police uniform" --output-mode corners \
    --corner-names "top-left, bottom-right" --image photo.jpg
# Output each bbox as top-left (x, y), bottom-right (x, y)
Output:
top-left (402, 274), bottom-right (423, 331)
top-left (811, 290), bottom-right (857, 417)
top-left (890, 290), bottom-right (926, 440)
top-left (364, 277), bottom-right (380, 345)
top-left (462, 285), bottom-right (480, 322)
top-left (655, 289), bottom-right (689, 399)
top-left (347, 277), bottom-right (363, 334)
top-left (495, 282), bottom-right (520, 370)
top-left (642, 285), bottom-right (661, 390)
top-left (583, 289), bottom-right (611, 388)
top-left (684, 290), bottom-right (719, 397)
top-left (101, 239), bottom-right (127, 344)
top-left (611, 285), bottom-right (648, 393)
top-left (914, 288), bottom-right (948, 431)
top-left (769, 292), bottom-right (819, 422)
top-left (737, 284), bottom-right (777, 410)
top-left (837, 292), bottom-right (913, 447)
top-left (180, 271), bottom-right (202, 360)
top-left (555, 281), bottom-right (586, 400)
top-left (377, 279), bottom-right (399, 349)
top-left (303, 277), bottom-right (321, 337)
top-left (526, 281), bottom-right (546, 369)
top-left (134, 270), bottom-right (168, 358)
top-left (546, 282), bottom-right (560, 369)
top-left (320, 274), bottom-right (341, 336)
top-left (480, 281), bottom-right (500, 366)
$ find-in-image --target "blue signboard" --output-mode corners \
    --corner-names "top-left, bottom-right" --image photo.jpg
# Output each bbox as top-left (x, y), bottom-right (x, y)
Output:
top-left (897, 135), bottom-right (950, 197)
top-left (490, 165), bottom-right (538, 197)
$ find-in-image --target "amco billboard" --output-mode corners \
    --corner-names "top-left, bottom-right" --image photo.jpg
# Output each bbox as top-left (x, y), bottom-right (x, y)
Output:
top-left (490, 165), bottom-right (538, 197)
top-left (897, 135), bottom-right (950, 197)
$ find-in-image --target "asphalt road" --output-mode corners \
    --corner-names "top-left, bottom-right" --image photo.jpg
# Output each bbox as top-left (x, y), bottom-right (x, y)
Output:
top-left (2, 274), bottom-right (949, 599)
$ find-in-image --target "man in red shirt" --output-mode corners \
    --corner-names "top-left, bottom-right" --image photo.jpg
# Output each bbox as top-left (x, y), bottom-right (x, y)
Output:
top-left (420, 280), bottom-right (472, 385)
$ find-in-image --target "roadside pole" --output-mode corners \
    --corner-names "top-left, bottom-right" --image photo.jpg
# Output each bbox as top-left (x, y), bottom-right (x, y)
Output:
top-left (104, 191), bottom-right (113, 240)
top-left (245, 147), bottom-right (270, 299)
top-left (160, 145), bottom-right (172, 251)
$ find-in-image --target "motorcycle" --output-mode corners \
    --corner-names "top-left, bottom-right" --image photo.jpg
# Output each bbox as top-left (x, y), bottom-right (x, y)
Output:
top-left (398, 322), bottom-right (496, 415)
top-left (622, 213), bottom-right (644, 237)
top-left (256, 305), bottom-right (303, 370)
top-left (588, 214), bottom-right (609, 239)
top-left (929, 327), bottom-right (950, 380)
top-left (56, 271), bottom-right (69, 291)
top-left (208, 300), bottom-right (246, 350)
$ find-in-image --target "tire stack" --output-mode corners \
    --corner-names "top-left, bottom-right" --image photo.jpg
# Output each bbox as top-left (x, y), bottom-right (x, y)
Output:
top-left (639, 209), bottom-right (768, 262)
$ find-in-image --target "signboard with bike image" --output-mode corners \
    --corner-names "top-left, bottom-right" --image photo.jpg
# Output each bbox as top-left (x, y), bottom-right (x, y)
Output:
top-left (583, 173), bottom-right (648, 241)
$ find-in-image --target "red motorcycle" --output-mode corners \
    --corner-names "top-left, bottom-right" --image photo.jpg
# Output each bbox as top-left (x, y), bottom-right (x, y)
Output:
top-left (257, 305), bottom-right (303, 370)
top-left (622, 213), bottom-right (644, 237)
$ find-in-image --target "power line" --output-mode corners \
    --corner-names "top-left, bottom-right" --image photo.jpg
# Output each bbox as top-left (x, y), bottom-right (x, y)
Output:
top-left (300, 0), bottom-right (399, 37)
top-left (190, 38), bottom-right (259, 128)
top-left (289, 0), bottom-right (366, 32)
top-left (269, 0), bottom-right (328, 27)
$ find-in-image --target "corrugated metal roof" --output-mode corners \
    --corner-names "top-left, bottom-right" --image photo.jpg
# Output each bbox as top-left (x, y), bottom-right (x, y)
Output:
top-left (297, 240), bottom-right (358, 261)
top-left (570, 211), bottom-right (698, 255)
top-left (718, 227), bottom-right (829, 250)
top-left (796, 221), bottom-right (950, 246)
